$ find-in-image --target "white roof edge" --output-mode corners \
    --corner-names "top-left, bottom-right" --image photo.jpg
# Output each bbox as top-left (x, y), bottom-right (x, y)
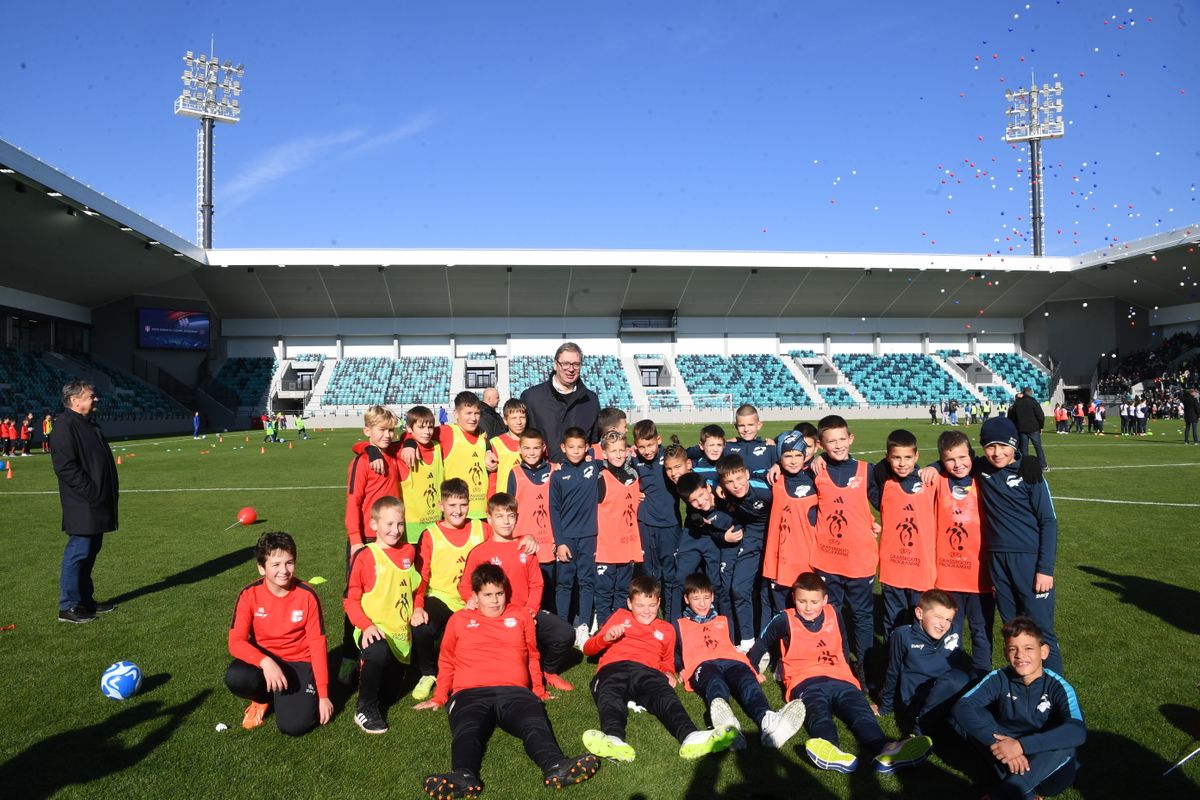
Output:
top-left (0, 137), bottom-right (207, 262)
top-left (1069, 223), bottom-right (1200, 268)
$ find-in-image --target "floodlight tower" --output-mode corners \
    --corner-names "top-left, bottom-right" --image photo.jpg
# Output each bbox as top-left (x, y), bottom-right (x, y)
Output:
top-left (174, 49), bottom-right (244, 248)
top-left (1004, 76), bottom-right (1063, 256)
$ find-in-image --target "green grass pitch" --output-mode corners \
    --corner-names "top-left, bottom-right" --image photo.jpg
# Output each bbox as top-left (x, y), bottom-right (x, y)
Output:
top-left (1, 419), bottom-right (1198, 799)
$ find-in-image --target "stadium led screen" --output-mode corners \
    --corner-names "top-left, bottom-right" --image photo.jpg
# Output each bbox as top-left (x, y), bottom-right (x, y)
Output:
top-left (137, 308), bottom-right (210, 351)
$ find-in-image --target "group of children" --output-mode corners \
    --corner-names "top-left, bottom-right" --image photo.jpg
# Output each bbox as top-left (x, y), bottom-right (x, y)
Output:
top-left (223, 392), bottom-right (1084, 799)
top-left (0, 413), bottom-right (43, 456)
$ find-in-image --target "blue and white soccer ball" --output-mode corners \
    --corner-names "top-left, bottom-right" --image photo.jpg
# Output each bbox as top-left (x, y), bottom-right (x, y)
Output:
top-left (100, 661), bottom-right (142, 701)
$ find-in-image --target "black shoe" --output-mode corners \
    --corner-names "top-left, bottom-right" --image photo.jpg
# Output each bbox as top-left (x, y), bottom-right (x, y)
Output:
top-left (544, 754), bottom-right (600, 789)
top-left (354, 704), bottom-right (388, 734)
top-left (423, 770), bottom-right (483, 799)
top-left (58, 606), bottom-right (96, 624)
top-left (89, 602), bottom-right (117, 615)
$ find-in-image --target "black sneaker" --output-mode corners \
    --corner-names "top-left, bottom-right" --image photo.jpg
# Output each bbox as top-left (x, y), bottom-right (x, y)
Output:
top-left (543, 754), bottom-right (600, 789)
top-left (58, 606), bottom-right (96, 624)
top-left (422, 770), bottom-right (483, 799)
top-left (89, 602), bottom-right (117, 615)
top-left (354, 705), bottom-right (388, 734)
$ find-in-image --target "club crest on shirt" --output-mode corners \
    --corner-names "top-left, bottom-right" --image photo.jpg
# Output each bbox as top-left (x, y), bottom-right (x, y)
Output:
top-left (255, 606), bottom-right (268, 618)
top-left (402, 558), bottom-right (412, 570)
top-left (1006, 474), bottom-right (1023, 488)
top-left (291, 610), bottom-right (304, 623)
top-left (910, 482), bottom-right (925, 494)
top-left (504, 617), bottom-right (517, 628)
top-left (1037, 694), bottom-right (1051, 714)
top-left (951, 484), bottom-right (972, 500)
top-left (518, 552), bottom-right (528, 564)
top-left (584, 466), bottom-right (595, 479)
top-left (489, 556), bottom-right (504, 567)
top-left (467, 619), bottom-right (480, 628)
top-left (753, 446), bottom-right (766, 456)
top-left (847, 476), bottom-right (862, 489)
top-left (794, 484), bottom-right (813, 498)
top-left (942, 633), bottom-right (960, 652)
top-left (653, 630), bottom-right (665, 640)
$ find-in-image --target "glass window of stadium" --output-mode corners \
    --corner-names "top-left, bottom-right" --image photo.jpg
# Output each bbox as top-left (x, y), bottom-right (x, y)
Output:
top-left (641, 368), bottom-right (660, 387)
top-left (466, 367), bottom-right (496, 389)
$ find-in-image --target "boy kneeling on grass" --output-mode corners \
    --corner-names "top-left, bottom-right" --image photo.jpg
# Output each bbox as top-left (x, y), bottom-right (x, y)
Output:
top-left (225, 531), bottom-right (334, 735)
top-left (953, 616), bottom-right (1085, 800)
top-left (747, 572), bottom-right (932, 774)
top-left (581, 575), bottom-right (738, 763)
top-left (414, 563), bottom-right (598, 799)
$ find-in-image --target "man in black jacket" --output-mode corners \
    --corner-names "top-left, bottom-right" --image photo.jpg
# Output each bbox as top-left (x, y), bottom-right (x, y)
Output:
top-left (52, 381), bottom-right (119, 624)
top-left (520, 342), bottom-right (600, 460)
top-left (1007, 387), bottom-right (1048, 470)
top-left (1183, 387), bottom-right (1200, 445)
top-left (478, 387), bottom-right (508, 440)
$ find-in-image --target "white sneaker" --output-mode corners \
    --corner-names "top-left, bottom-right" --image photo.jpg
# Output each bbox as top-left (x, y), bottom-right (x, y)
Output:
top-left (736, 638), bottom-right (755, 653)
top-left (760, 698), bottom-right (806, 749)
top-left (709, 697), bottom-right (745, 750)
top-left (757, 650), bottom-right (772, 673)
top-left (574, 623), bottom-right (590, 650)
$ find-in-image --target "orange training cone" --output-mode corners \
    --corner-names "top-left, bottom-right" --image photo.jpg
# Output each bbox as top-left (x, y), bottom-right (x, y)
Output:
top-left (116, 455), bottom-right (122, 465)
top-left (260, 446), bottom-right (265, 455)
top-left (5, 466), bottom-right (11, 479)
top-left (288, 442), bottom-right (293, 450)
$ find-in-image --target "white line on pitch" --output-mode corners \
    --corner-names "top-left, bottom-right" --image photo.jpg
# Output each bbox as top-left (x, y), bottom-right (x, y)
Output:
top-left (1047, 462), bottom-right (1200, 471)
top-left (0, 485), bottom-right (347, 496)
top-left (1054, 496), bottom-right (1200, 508)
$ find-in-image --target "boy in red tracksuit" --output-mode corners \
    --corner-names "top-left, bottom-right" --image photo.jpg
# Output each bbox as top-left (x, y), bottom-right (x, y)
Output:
top-left (225, 531), bottom-right (333, 735)
top-left (414, 563), bottom-right (600, 799)
top-left (581, 576), bottom-right (738, 763)
top-left (20, 415), bottom-right (32, 456)
top-left (593, 432), bottom-right (642, 627)
top-left (458, 492), bottom-right (576, 692)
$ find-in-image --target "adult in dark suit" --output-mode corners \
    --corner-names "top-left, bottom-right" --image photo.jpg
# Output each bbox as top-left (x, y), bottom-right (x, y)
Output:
top-left (52, 381), bottom-right (119, 624)
top-left (1007, 386), bottom-right (1048, 470)
top-left (1183, 387), bottom-right (1200, 445)
top-left (519, 342), bottom-right (600, 460)
top-left (478, 386), bottom-right (507, 439)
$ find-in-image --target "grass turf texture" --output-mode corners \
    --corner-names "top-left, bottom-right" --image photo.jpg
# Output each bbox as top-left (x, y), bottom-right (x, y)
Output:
top-left (1, 420), bottom-right (1198, 799)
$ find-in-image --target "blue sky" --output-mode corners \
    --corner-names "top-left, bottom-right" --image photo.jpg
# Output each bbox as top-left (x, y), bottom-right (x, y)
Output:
top-left (1, 1), bottom-right (1196, 254)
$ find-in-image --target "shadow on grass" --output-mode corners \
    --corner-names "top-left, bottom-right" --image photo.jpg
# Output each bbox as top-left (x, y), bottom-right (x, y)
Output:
top-left (0, 689), bottom-right (210, 797)
top-left (1075, 730), bottom-right (1198, 798)
top-left (1161, 703), bottom-right (1200, 740)
top-left (107, 547), bottom-right (254, 607)
top-left (1077, 566), bottom-right (1200, 636)
top-left (681, 742), bottom-right (839, 800)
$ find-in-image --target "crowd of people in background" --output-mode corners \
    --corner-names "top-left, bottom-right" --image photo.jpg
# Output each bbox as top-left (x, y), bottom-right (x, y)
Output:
top-left (0, 412), bottom-right (51, 456)
top-left (927, 398), bottom-right (1005, 426)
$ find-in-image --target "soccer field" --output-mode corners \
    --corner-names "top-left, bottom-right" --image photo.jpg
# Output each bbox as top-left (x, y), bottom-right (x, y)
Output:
top-left (1, 419), bottom-right (1197, 799)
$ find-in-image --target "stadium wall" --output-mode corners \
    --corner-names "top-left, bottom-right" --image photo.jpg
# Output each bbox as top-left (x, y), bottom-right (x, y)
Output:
top-left (1022, 299), bottom-right (1152, 385)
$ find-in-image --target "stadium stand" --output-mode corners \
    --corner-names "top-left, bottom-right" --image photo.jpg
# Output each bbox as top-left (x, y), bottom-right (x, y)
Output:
top-left (318, 356), bottom-right (452, 407)
top-left (788, 350), bottom-right (820, 359)
top-left (509, 355), bottom-right (634, 409)
top-left (831, 353), bottom-right (964, 406)
top-left (978, 353), bottom-right (1049, 397)
top-left (0, 348), bottom-right (75, 417)
top-left (210, 357), bottom-right (277, 408)
top-left (389, 357), bottom-right (452, 405)
top-left (289, 352), bottom-right (326, 363)
top-left (70, 354), bottom-right (186, 421)
top-left (977, 383), bottom-right (1014, 406)
top-left (646, 387), bottom-right (681, 410)
top-left (934, 349), bottom-right (964, 360)
top-left (675, 354), bottom-right (811, 409)
top-left (818, 385), bottom-right (856, 407)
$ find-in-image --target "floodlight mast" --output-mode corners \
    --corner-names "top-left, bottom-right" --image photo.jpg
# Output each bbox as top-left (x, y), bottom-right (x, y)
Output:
top-left (174, 47), bottom-right (244, 247)
top-left (1004, 75), bottom-right (1063, 256)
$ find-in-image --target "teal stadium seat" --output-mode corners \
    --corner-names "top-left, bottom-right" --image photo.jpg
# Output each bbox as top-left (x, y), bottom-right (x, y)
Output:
top-left (978, 353), bottom-right (1049, 398)
top-left (210, 357), bottom-right (278, 408)
top-left (818, 386), bottom-right (856, 407)
top-left (675, 354), bottom-right (810, 409)
top-left (832, 353), bottom-right (963, 407)
top-left (289, 352), bottom-right (326, 363)
top-left (646, 387), bottom-right (681, 410)
top-left (0, 348), bottom-right (75, 417)
top-left (71, 354), bottom-right (186, 422)
top-left (322, 357), bottom-right (451, 407)
top-left (977, 384), bottom-right (1014, 405)
top-left (509, 355), bottom-right (634, 409)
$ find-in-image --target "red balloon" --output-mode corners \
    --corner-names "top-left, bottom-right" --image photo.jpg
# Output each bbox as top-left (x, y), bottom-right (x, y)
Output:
top-left (237, 507), bottom-right (257, 526)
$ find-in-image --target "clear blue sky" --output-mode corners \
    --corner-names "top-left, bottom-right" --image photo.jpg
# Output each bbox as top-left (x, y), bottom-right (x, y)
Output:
top-left (2, 1), bottom-right (1196, 255)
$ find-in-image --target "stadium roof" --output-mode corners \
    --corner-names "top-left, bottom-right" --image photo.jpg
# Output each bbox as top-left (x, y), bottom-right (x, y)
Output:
top-left (3, 136), bottom-right (1198, 321)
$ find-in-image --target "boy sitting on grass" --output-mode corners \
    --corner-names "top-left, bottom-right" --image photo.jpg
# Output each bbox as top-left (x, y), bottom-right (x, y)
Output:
top-left (673, 572), bottom-right (807, 750)
top-left (953, 616), bottom-right (1085, 800)
top-left (225, 531), bottom-right (333, 735)
top-left (415, 564), bottom-right (599, 799)
top-left (581, 576), bottom-right (738, 763)
top-left (748, 572), bottom-right (932, 774)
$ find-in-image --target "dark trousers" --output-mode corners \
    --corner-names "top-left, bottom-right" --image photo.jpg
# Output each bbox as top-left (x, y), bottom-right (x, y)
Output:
top-left (59, 533), bottom-right (103, 612)
top-left (447, 686), bottom-right (565, 777)
top-left (1185, 421), bottom-right (1199, 443)
top-left (990, 552), bottom-right (1062, 674)
top-left (720, 545), bottom-right (763, 642)
top-left (791, 675), bottom-right (886, 755)
top-left (594, 561), bottom-right (635, 627)
top-left (815, 571), bottom-right (875, 666)
top-left (675, 536), bottom-right (723, 605)
top-left (535, 610), bottom-right (575, 675)
top-left (413, 596), bottom-right (456, 677)
top-left (1018, 430), bottom-right (1047, 469)
top-left (341, 539), bottom-right (374, 658)
top-left (639, 522), bottom-right (681, 619)
top-left (555, 536), bottom-right (596, 627)
top-left (225, 657), bottom-right (318, 736)
top-left (880, 584), bottom-right (923, 645)
top-left (903, 668), bottom-right (972, 736)
top-left (692, 658), bottom-right (770, 725)
top-left (591, 661), bottom-right (697, 743)
top-left (947, 590), bottom-right (996, 674)
top-left (539, 563), bottom-right (558, 612)
top-left (975, 744), bottom-right (1079, 800)
top-left (357, 637), bottom-right (406, 710)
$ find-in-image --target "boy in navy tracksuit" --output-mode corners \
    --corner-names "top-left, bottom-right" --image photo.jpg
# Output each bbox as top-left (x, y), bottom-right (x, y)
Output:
top-left (724, 404), bottom-right (777, 481)
top-left (953, 616), bottom-right (1084, 800)
top-left (630, 420), bottom-right (684, 620)
top-left (879, 589), bottom-right (973, 736)
top-left (686, 424), bottom-right (727, 488)
top-left (550, 427), bottom-right (603, 647)
top-left (676, 472), bottom-right (741, 624)
top-left (662, 441), bottom-right (723, 610)
top-left (716, 453), bottom-right (773, 649)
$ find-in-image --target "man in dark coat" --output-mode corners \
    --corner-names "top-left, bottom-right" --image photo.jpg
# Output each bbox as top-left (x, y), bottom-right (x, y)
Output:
top-left (1007, 386), bottom-right (1048, 470)
top-left (52, 381), bottom-right (119, 623)
top-left (478, 387), bottom-right (508, 440)
top-left (519, 342), bottom-right (600, 460)
top-left (1183, 387), bottom-right (1200, 445)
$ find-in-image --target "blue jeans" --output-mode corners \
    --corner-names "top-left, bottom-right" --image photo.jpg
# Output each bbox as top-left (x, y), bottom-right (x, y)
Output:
top-left (1018, 430), bottom-right (1047, 469)
top-left (692, 658), bottom-right (770, 724)
top-left (59, 533), bottom-right (104, 611)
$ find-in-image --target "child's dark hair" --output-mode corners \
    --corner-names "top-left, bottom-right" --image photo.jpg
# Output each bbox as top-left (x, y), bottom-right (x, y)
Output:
top-left (792, 571), bottom-right (827, 594)
top-left (716, 453), bottom-right (747, 480)
top-left (817, 415), bottom-right (850, 437)
top-left (663, 435), bottom-right (688, 464)
top-left (699, 424), bottom-right (726, 444)
top-left (683, 572), bottom-right (713, 596)
top-left (470, 563), bottom-right (508, 593)
top-left (628, 575), bottom-right (661, 599)
top-left (598, 407), bottom-right (627, 433)
top-left (406, 405), bottom-right (435, 428)
top-left (793, 422), bottom-right (819, 439)
top-left (886, 429), bottom-right (918, 451)
top-left (255, 531), bottom-right (296, 566)
top-left (734, 403), bottom-right (759, 420)
top-left (487, 492), bottom-right (517, 514)
top-left (562, 426), bottom-right (588, 444)
top-left (632, 418), bottom-right (659, 441)
top-left (918, 588), bottom-right (957, 613)
top-left (454, 390), bottom-right (481, 410)
top-left (441, 478), bottom-right (470, 501)
top-left (1002, 615), bottom-right (1045, 644)
top-left (936, 429), bottom-right (971, 455)
top-left (520, 427), bottom-right (545, 444)
top-left (675, 472), bottom-right (708, 499)
top-left (370, 495), bottom-right (404, 521)
top-left (502, 398), bottom-right (527, 416)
